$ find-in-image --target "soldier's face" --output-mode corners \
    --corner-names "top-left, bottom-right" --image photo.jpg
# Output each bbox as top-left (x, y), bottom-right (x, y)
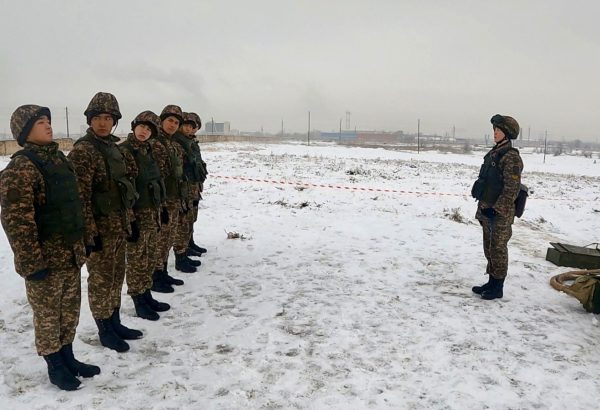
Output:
top-left (91, 114), bottom-right (114, 137)
top-left (181, 123), bottom-right (196, 137)
top-left (27, 115), bottom-right (53, 145)
top-left (161, 116), bottom-right (180, 136)
top-left (493, 126), bottom-right (505, 143)
top-left (134, 124), bottom-right (152, 142)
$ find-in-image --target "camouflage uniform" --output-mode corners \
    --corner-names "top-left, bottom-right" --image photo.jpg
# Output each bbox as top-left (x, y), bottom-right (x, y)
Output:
top-left (67, 93), bottom-right (136, 321)
top-left (0, 106), bottom-right (86, 357)
top-left (472, 115), bottom-right (523, 300)
top-left (119, 114), bottom-right (163, 297)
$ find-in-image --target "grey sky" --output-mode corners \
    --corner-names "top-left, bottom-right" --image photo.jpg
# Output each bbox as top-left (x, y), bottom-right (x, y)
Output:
top-left (1, 0), bottom-right (599, 140)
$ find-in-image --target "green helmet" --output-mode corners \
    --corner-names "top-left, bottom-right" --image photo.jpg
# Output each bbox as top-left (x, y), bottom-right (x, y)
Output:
top-left (84, 92), bottom-right (122, 125)
top-left (10, 104), bottom-right (52, 146)
top-left (491, 114), bottom-right (520, 140)
top-left (131, 110), bottom-right (160, 138)
top-left (160, 105), bottom-right (183, 124)
top-left (182, 112), bottom-right (202, 129)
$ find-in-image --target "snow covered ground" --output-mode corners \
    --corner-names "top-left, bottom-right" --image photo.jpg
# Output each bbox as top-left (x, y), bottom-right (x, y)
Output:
top-left (1, 141), bottom-right (599, 409)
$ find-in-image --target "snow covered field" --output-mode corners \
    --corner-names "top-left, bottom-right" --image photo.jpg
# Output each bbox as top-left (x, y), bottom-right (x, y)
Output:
top-left (1, 141), bottom-right (599, 409)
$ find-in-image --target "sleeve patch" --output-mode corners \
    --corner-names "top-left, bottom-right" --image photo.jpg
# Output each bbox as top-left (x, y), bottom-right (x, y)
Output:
top-left (6, 188), bottom-right (21, 203)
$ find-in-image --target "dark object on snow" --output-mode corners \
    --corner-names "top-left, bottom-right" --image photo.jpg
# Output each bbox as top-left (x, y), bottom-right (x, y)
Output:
top-left (514, 184), bottom-right (528, 218)
top-left (546, 243), bottom-right (600, 269)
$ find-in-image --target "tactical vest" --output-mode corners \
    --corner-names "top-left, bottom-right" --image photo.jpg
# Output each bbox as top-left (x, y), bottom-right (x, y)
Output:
top-left (472, 145), bottom-right (518, 205)
top-left (12, 149), bottom-right (85, 245)
top-left (157, 135), bottom-right (184, 199)
top-left (75, 135), bottom-right (137, 216)
top-left (173, 133), bottom-right (206, 183)
top-left (120, 141), bottom-right (164, 209)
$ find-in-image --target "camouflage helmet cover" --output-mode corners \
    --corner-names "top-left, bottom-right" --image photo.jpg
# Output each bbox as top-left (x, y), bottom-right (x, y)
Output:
top-left (491, 114), bottom-right (520, 140)
top-left (10, 104), bottom-right (52, 146)
top-left (183, 112), bottom-right (202, 129)
top-left (131, 110), bottom-right (160, 138)
top-left (160, 104), bottom-right (184, 124)
top-left (84, 92), bottom-right (122, 124)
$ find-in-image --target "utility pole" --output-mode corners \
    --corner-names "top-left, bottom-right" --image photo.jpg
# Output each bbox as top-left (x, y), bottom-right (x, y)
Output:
top-left (528, 126), bottom-right (531, 142)
top-left (211, 117), bottom-right (214, 134)
top-left (418, 119), bottom-right (421, 152)
top-left (543, 130), bottom-right (548, 163)
top-left (281, 119), bottom-right (284, 137)
top-left (345, 111), bottom-right (351, 130)
top-left (65, 107), bottom-right (70, 139)
top-left (339, 118), bottom-right (342, 142)
top-left (452, 125), bottom-right (455, 140)
top-left (307, 111), bottom-right (311, 146)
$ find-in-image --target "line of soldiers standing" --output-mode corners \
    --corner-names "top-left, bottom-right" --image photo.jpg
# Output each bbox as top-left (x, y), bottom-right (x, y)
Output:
top-left (0, 92), bottom-right (208, 391)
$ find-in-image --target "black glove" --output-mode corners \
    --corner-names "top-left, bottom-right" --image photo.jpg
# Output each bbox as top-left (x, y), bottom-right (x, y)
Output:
top-left (481, 208), bottom-right (497, 219)
top-left (27, 268), bottom-right (50, 282)
top-left (192, 200), bottom-right (199, 207)
top-left (160, 207), bottom-right (169, 224)
top-left (127, 221), bottom-right (140, 243)
top-left (87, 235), bottom-right (103, 255)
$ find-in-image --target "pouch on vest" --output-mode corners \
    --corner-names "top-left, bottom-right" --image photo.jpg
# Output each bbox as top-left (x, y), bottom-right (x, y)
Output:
top-left (514, 184), bottom-right (528, 218)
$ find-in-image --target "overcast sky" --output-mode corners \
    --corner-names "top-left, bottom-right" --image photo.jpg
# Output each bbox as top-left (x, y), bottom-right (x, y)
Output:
top-left (1, 0), bottom-right (599, 140)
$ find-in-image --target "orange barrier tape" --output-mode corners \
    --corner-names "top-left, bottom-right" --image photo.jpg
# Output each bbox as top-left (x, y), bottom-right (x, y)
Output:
top-left (211, 175), bottom-right (596, 202)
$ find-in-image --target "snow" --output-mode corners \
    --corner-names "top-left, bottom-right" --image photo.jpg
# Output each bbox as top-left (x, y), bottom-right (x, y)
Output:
top-left (1, 141), bottom-right (599, 409)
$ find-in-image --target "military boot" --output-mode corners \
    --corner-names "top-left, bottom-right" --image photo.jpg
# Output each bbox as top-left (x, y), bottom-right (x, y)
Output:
top-left (187, 247), bottom-right (203, 257)
top-left (472, 275), bottom-right (492, 295)
top-left (189, 239), bottom-right (207, 254)
top-left (94, 318), bottom-right (130, 352)
top-left (186, 255), bottom-right (201, 267)
top-left (144, 289), bottom-right (170, 312)
top-left (164, 262), bottom-right (185, 284)
top-left (175, 253), bottom-right (197, 273)
top-left (132, 294), bottom-right (159, 321)
top-left (152, 269), bottom-right (174, 293)
top-left (110, 308), bottom-right (143, 340)
top-left (481, 277), bottom-right (504, 300)
top-left (43, 351), bottom-right (81, 391)
top-left (60, 343), bottom-right (101, 378)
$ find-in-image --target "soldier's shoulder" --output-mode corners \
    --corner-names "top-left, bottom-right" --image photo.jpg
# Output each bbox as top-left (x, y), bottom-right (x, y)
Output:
top-left (504, 148), bottom-right (523, 164)
top-left (0, 155), bottom-right (41, 187)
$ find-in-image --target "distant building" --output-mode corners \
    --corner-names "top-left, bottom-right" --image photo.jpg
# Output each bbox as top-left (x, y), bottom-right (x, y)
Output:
top-left (204, 120), bottom-right (231, 134)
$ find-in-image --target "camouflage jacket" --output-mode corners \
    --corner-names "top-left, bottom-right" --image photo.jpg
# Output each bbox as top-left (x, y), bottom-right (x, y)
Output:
top-left (0, 142), bottom-right (86, 278)
top-left (68, 129), bottom-right (135, 243)
top-left (155, 129), bottom-right (188, 209)
top-left (476, 139), bottom-right (523, 223)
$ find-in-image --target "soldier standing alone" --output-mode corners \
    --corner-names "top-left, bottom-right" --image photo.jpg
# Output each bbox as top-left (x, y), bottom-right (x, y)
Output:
top-left (68, 92), bottom-right (142, 352)
top-left (471, 114), bottom-right (524, 300)
top-left (0, 105), bottom-right (100, 390)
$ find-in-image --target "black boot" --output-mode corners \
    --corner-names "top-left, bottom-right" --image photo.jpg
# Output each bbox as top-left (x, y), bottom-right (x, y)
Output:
top-left (152, 269), bottom-right (174, 293)
top-left (94, 318), bottom-right (130, 352)
top-left (43, 352), bottom-right (81, 391)
top-left (481, 277), bottom-right (504, 300)
top-left (472, 275), bottom-right (492, 295)
top-left (110, 308), bottom-right (143, 340)
top-left (132, 294), bottom-right (159, 321)
top-left (187, 247), bottom-right (204, 257)
top-left (186, 255), bottom-right (201, 267)
top-left (164, 261), bottom-right (186, 283)
top-left (189, 239), bottom-right (207, 254)
top-left (175, 253), bottom-right (197, 273)
top-left (60, 343), bottom-right (100, 378)
top-left (144, 289), bottom-right (170, 312)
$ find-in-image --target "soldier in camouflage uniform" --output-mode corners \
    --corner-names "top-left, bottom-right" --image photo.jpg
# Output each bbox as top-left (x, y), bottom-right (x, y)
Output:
top-left (119, 111), bottom-right (171, 320)
top-left (0, 105), bottom-right (100, 391)
top-left (471, 114), bottom-right (524, 300)
top-left (68, 92), bottom-right (142, 352)
top-left (152, 104), bottom-right (191, 287)
top-left (176, 112), bottom-right (207, 259)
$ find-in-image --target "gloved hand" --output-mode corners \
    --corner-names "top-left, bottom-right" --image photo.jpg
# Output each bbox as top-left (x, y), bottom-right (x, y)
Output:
top-left (160, 207), bottom-right (169, 224)
top-left (481, 208), bottom-right (497, 219)
top-left (86, 235), bottom-right (103, 256)
top-left (27, 268), bottom-right (50, 282)
top-left (127, 221), bottom-right (140, 243)
top-left (192, 200), bottom-right (199, 207)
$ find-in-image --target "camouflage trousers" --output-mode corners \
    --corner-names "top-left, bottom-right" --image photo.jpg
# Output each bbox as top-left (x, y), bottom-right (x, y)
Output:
top-left (25, 267), bottom-right (81, 356)
top-left (155, 201), bottom-right (180, 270)
top-left (189, 200), bottom-right (199, 241)
top-left (87, 234), bottom-right (126, 319)
top-left (480, 216), bottom-right (513, 280)
top-left (173, 202), bottom-right (196, 255)
top-left (126, 208), bottom-right (159, 296)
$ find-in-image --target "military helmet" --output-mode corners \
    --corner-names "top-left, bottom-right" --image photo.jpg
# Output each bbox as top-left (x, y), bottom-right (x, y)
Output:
top-left (84, 92), bottom-right (122, 125)
top-left (10, 104), bottom-right (52, 146)
top-left (131, 110), bottom-right (160, 138)
top-left (160, 105), bottom-right (183, 124)
top-left (491, 114), bottom-right (520, 140)
top-left (184, 112), bottom-right (202, 129)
